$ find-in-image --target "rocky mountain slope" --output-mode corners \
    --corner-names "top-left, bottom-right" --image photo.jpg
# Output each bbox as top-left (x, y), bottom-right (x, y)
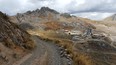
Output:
top-left (10, 7), bottom-right (116, 65)
top-left (11, 7), bottom-right (95, 32)
top-left (0, 11), bottom-right (35, 65)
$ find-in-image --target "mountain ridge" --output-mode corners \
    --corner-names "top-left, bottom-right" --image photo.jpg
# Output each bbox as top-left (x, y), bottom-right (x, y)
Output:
top-left (104, 14), bottom-right (116, 21)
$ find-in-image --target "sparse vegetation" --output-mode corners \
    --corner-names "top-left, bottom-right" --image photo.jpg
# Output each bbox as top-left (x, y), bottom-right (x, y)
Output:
top-left (32, 29), bottom-right (116, 65)
top-left (23, 39), bottom-right (36, 50)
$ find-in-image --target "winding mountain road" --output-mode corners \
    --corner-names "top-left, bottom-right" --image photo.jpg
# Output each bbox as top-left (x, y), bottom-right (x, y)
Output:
top-left (19, 36), bottom-right (72, 65)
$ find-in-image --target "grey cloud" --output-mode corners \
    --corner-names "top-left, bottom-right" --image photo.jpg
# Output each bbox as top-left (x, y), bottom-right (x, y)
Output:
top-left (72, 12), bottom-right (114, 20)
top-left (0, 0), bottom-right (116, 20)
top-left (68, 0), bottom-right (116, 14)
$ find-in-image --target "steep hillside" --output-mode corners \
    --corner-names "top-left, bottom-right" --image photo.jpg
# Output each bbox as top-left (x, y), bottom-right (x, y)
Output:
top-left (0, 11), bottom-right (35, 65)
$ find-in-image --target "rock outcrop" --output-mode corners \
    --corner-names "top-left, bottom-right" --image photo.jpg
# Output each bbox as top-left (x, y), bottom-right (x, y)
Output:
top-left (0, 11), bottom-right (35, 65)
top-left (0, 11), bottom-right (35, 49)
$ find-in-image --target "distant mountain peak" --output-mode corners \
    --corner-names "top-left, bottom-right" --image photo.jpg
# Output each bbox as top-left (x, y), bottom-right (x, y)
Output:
top-left (111, 14), bottom-right (116, 21)
top-left (39, 7), bottom-right (59, 14)
top-left (104, 14), bottom-right (116, 21)
top-left (23, 7), bottom-right (59, 15)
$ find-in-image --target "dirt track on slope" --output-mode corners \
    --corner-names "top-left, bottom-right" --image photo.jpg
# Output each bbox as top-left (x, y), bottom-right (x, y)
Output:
top-left (17, 36), bottom-right (73, 65)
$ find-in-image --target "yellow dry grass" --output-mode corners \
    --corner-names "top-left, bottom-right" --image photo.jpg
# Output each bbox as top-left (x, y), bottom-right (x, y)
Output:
top-left (28, 30), bottom-right (97, 65)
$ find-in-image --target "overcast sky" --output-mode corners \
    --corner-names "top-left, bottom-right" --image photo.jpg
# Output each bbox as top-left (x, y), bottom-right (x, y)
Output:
top-left (0, 0), bottom-right (116, 20)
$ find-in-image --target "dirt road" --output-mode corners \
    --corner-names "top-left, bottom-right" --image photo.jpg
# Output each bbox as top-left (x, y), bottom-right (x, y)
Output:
top-left (19, 36), bottom-right (72, 65)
